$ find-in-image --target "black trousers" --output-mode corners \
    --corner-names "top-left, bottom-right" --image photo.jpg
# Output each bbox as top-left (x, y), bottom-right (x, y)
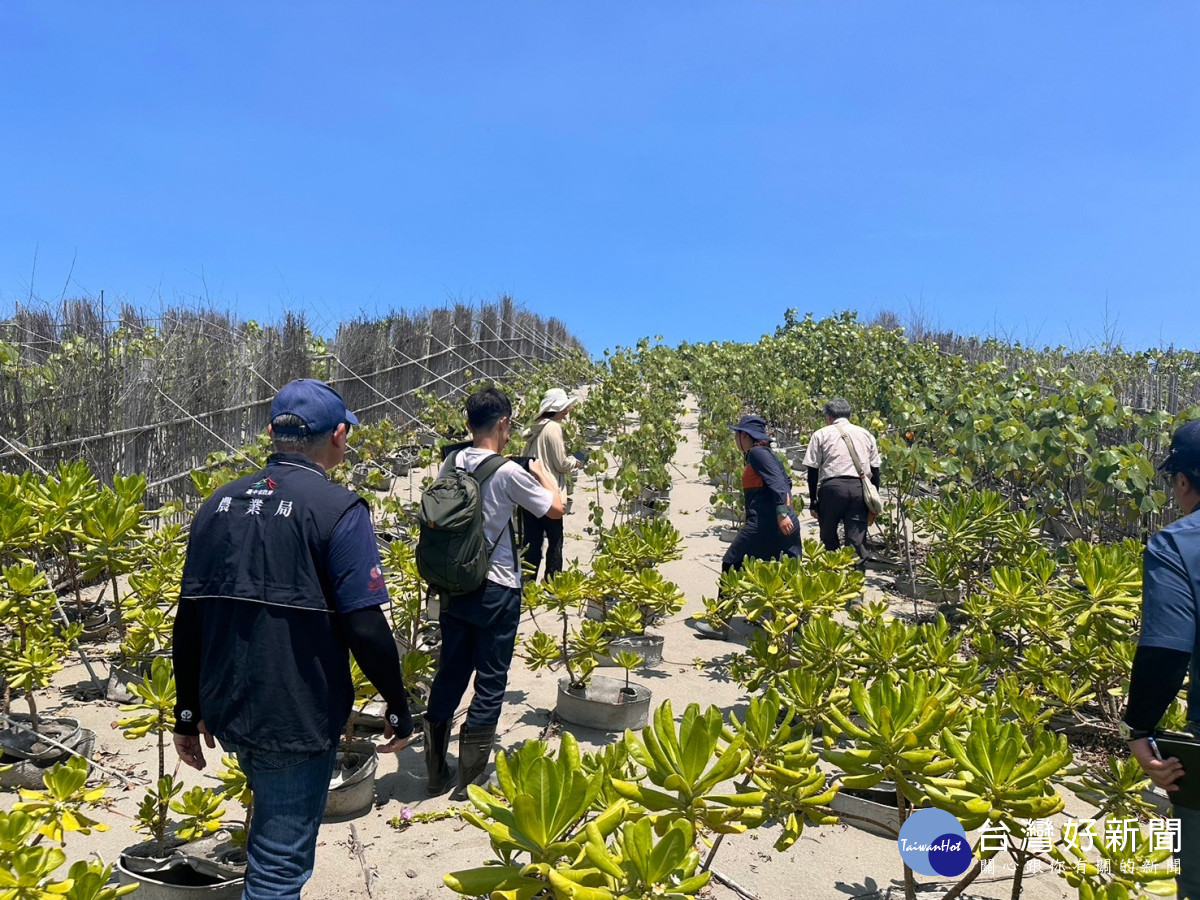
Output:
top-left (720, 513), bottom-right (801, 574)
top-left (817, 477), bottom-right (868, 559)
top-left (715, 512), bottom-right (801, 618)
top-left (522, 510), bottom-right (564, 581)
top-left (427, 581), bottom-right (522, 729)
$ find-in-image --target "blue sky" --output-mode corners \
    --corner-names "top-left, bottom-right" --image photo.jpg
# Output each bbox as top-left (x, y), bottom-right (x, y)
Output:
top-left (2, 3), bottom-right (1197, 355)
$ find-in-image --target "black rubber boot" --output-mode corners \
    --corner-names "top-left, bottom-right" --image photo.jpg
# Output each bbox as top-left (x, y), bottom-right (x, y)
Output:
top-left (449, 725), bottom-right (495, 802)
top-left (424, 718), bottom-right (456, 796)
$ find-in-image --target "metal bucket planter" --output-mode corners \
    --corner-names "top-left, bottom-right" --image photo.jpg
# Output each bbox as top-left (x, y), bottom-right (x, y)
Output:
top-left (118, 825), bottom-right (246, 899)
top-left (597, 634), bottom-right (665, 668)
top-left (584, 598), bottom-right (611, 622)
top-left (828, 780), bottom-right (902, 839)
top-left (107, 652), bottom-right (172, 703)
top-left (718, 526), bottom-right (739, 544)
top-left (892, 577), bottom-right (960, 606)
top-left (0, 714), bottom-right (81, 762)
top-left (64, 601), bottom-right (119, 641)
top-left (324, 741), bottom-right (378, 819)
top-left (0, 727), bottom-right (95, 790)
top-left (556, 674), bottom-right (651, 732)
top-left (640, 489), bottom-right (670, 514)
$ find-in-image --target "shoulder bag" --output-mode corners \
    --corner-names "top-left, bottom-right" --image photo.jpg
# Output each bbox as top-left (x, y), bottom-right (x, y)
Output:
top-left (832, 422), bottom-right (884, 516)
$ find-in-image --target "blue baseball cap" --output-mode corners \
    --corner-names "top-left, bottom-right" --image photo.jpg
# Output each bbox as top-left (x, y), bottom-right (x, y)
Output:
top-left (1160, 419), bottom-right (1200, 473)
top-left (269, 379), bottom-right (359, 436)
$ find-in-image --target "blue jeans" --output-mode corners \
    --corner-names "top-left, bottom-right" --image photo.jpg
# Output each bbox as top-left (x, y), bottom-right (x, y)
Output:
top-left (427, 580), bottom-right (521, 729)
top-left (230, 744), bottom-right (338, 900)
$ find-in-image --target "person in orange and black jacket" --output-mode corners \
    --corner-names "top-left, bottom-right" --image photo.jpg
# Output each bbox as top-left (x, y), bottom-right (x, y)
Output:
top-left (695, 415), bottom-right (801, 640)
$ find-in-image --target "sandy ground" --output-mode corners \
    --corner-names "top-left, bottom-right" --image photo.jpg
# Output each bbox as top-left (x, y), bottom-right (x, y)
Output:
top-left (2, 399), bottom-right (1095, 899)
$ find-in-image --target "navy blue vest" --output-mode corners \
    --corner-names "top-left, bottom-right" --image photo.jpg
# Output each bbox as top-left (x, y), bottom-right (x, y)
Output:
top-left (180, 454), bottom-right (366, 752)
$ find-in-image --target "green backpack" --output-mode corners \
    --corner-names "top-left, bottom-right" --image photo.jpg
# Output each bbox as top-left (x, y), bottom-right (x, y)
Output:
top-left (416, 451), bottom-right (512, 596)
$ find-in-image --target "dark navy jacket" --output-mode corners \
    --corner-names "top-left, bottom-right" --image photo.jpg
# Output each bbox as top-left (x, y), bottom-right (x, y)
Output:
top-left (177, 454), bottom-right (366, 753)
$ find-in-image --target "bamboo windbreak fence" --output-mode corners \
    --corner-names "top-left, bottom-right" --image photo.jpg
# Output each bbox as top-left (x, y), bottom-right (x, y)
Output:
top-left (0, 295), bottom-right (582, 499)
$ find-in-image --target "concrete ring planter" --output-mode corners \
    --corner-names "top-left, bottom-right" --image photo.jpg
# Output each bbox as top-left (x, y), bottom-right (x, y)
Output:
top-left (556, 674), bottom-right (651, 731)
top-left (118, 825), bottom-right (246, 899)
top-left (718, 527), bottom-right (739, 543)
top-left (0, 727), bottom-right (95, 790)
top-left (0, 714), bottom-right (82, 762)
top-left (597, 634), bottom-right (665, 668)
top-left (324, 741), bottom-right (378, 819)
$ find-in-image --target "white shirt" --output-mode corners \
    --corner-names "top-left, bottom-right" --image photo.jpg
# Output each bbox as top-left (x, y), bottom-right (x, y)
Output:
top-left (803, 418), bottom-right (882, 488)
top-left (440, 447), bottom-right (554, 589)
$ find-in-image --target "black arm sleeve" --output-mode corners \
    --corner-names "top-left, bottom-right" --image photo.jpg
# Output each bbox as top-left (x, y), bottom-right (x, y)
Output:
top-left (1124, 644), bottom-right (1192, 733)
top-left (807, 466), bottom-right (819, 509)
top-left (172, 596), bottom-right (202, 736)
top-left (870, 466), bottom-right (881, 489)
top-left (342, 606), bottom-right (414, 739)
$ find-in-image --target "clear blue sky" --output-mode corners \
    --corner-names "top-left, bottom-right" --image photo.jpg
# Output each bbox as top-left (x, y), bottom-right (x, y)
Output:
top-left (2, 3), bottom-right (1197, 355)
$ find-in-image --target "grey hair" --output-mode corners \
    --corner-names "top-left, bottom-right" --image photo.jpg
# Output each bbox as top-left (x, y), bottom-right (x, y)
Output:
top-left (270, 414), bottom-right (334, 457)
top-left (823, 398), bottom-right (852, 420)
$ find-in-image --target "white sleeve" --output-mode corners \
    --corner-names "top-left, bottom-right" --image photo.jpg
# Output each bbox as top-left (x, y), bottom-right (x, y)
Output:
top-left (867, 431), bottom-right (882, 468)
top-left (802, 430), bottom-right (822, 469)
top-left (504, 463), bottom-right (554, 518)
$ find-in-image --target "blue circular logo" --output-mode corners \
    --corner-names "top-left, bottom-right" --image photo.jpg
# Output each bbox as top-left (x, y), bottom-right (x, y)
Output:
top-left (897, 808), bottom-right (971, 877)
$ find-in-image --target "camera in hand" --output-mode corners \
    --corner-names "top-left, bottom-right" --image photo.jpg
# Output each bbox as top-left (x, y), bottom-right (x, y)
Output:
top-left (507, 455), bottom-right (536, 473)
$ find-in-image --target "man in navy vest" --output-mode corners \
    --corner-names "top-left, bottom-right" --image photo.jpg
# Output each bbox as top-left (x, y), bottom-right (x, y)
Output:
top-left (1123, 420), bottom-right (1200, 897)
top-left (172, 379), bottom-right (414, 900)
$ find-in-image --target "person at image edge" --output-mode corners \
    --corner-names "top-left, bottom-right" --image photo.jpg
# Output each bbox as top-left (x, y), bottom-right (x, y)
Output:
top-left (172, 379), bottom-right (415, 900)
top-left (1122, 419), bottom-right (1200, 898)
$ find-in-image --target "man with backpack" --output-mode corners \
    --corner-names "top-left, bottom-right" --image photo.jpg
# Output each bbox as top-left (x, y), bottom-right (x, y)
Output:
top-left (419, 387), bottom-right (562, 800)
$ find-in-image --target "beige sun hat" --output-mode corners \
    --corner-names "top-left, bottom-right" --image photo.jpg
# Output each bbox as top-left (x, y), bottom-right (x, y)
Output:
top-left (536, 388), bottom-right (578, 418)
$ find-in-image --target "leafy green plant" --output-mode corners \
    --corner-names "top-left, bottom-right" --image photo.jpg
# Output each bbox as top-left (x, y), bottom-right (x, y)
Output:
top-left (117, 656), bottom-right (225, 855)
top-left (0, 562), bottom-right (72, 730)
top-left (444, 732), bottom-right (625, 897)
top-left (11, 757), bottom-right (108, 846)
top-left (723, 689), bottom-right (838, 855)
top-left (523, 567), bottom-right (606, 690)
top-left (612, 701), bottom-right (763, 839)
top-left (609, 650), bottom-right (644, 695)
top-left (926, 707), bottom-right (1074, 899)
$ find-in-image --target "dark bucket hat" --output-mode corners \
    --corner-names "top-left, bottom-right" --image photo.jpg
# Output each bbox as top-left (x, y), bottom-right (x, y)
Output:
top-left (729, 414), bottom-right (771, 443)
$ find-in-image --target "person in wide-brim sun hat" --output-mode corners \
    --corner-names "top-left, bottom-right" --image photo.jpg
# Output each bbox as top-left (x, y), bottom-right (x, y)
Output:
top-left (694, 414), bottom-right (801, 640)
top-left (530, 387), bottom-right (577, 424)
top-left (520, 388), bottom-right (583, 581)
